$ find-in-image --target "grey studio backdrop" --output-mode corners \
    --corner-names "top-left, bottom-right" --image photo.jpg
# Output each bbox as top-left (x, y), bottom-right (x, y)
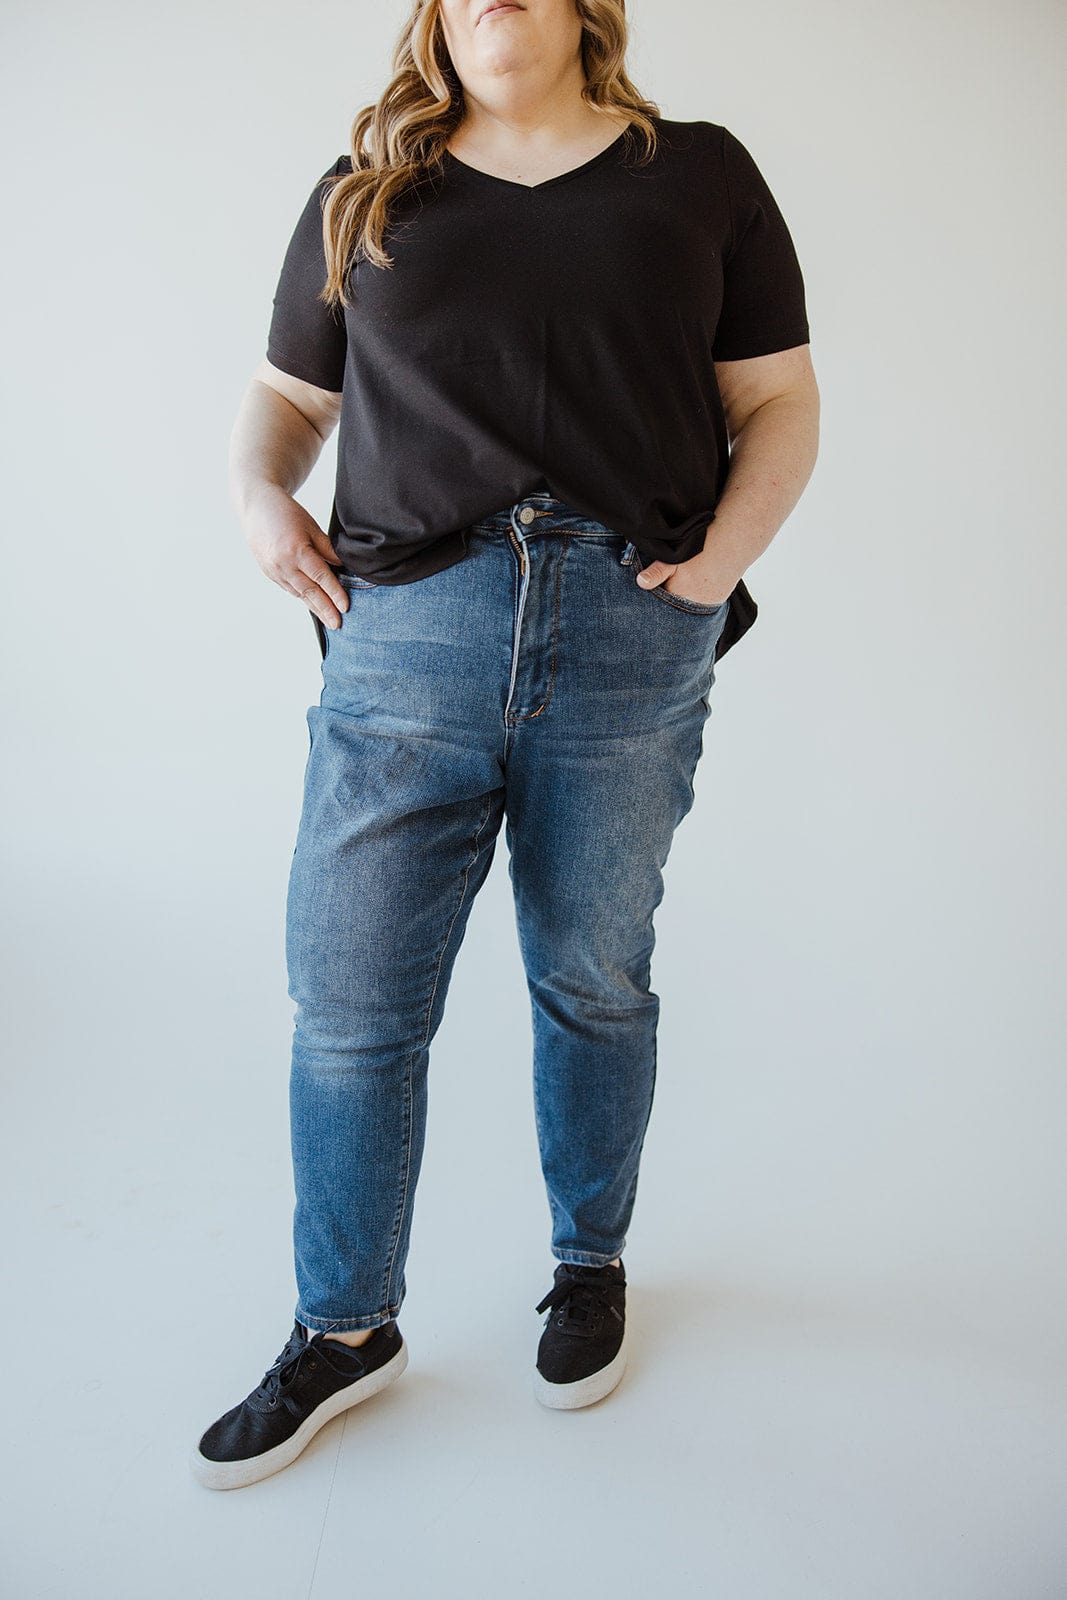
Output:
top-left (1, 1), bottom-right (1065, 1597)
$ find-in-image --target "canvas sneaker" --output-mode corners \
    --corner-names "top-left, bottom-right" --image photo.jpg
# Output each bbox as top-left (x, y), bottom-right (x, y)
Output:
top-left (190, 1318), bottom-right (408, 1490)
top-left (533, 1260), bottom-right (627, 1409)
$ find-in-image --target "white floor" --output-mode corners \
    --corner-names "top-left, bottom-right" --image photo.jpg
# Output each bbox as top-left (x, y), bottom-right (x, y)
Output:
top-left (3, 850), bottom-right (1065, 1600)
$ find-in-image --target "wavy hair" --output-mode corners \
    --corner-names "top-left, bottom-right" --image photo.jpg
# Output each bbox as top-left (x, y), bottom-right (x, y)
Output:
top-left (317, 0), bottom-right (660, 307)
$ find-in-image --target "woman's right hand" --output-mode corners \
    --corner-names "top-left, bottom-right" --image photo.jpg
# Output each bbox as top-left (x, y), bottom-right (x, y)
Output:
top-left (244, 484), bottom-right (350, 630)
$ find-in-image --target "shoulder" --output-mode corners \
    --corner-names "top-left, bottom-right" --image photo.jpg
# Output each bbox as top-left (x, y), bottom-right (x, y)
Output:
top-left (637, 118), bottom-right (736, 195)
top-left (643, 117), bottom-right (728, 175)
top-left (299, 153), bottom-right (353, 195)
top-left (649, 116), bottom-right (722, 150)
top-left (654, 119), bottom-right (763, 163)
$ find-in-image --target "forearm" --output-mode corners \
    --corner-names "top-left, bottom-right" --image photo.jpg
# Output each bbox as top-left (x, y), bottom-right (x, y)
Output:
top-left (700, 389), bottom-right (821, 590)
top-left (228, 380), bottom-right (327, 526)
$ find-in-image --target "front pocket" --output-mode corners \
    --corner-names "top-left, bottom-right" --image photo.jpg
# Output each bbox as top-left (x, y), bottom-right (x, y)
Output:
top-left (629, 549), bottom-right (729, 617)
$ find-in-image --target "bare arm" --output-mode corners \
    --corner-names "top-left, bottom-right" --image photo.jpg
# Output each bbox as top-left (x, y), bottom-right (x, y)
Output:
top-left (637, 344), bottom-right (821, 606)
top-left (228, 360), bottom-right (350, 630)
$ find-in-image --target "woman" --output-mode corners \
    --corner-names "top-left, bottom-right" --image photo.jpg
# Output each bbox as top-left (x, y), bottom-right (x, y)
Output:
top-left (193, 0), bottom-right (819, 1490)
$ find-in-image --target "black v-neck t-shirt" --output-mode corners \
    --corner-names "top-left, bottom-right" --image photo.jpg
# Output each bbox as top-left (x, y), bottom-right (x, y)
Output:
top-left (265, 116), bottom-right (810, 621)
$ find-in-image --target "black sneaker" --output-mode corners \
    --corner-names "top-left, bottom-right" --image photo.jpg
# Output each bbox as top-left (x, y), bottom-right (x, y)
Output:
top-left (532, 1260), bottom-right (627, 1409)
top-left (190, 1319), bottom-right (408, 1490)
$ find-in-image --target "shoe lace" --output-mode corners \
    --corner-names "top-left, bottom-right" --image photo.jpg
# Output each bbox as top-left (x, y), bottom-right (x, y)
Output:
top-left (535, 1267), bottom-right (623, 1331)
top-left (255, 1328), bottom-right (364, 1413)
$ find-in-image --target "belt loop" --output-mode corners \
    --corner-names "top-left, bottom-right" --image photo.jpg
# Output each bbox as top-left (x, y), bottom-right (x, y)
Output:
top-left (620, 540), bottom-right (637, 565)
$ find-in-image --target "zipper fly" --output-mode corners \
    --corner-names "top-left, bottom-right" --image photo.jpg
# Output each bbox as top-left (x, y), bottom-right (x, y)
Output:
top-left (505, 517), bottom-right (527, 576)
top-left (504, 517), bottom-right (530, 720)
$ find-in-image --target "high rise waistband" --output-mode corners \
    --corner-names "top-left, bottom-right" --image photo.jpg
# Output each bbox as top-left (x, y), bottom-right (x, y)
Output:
top-left (471, 493), bottom-right (620, 539)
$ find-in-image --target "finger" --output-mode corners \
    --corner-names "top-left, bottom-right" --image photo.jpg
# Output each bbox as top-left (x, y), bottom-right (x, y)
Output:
top-left (295, 555), bottom-right (350, 620)
top-left (636, 561), bottom-right (678, 588)
top-left (288, 562), bottom-right (348, 630)
top-left (263, 560), bottom-right (345, 630)
top-left (306, 539), bottom-right (345, 585)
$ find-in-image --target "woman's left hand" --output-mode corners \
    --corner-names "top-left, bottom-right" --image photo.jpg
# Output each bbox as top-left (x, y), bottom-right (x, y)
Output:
top-left (636, 556), bottom-right (734, 608)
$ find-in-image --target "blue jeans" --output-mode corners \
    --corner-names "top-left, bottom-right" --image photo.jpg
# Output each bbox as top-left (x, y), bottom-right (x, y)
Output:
top-left (286, 493), bottom-right (732, 1332)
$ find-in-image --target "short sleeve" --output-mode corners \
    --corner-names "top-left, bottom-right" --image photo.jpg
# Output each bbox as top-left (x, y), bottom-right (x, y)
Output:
top-left (712, 127), bottom-right (810, 362)
top-left (265, 156), bottom-right (351, 391)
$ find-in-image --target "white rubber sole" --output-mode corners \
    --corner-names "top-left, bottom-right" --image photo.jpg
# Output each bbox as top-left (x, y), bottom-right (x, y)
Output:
top-left (532, 1333), bottom-right (627, 1410)
top-left (190, 1338), bottom-right (409, 1491)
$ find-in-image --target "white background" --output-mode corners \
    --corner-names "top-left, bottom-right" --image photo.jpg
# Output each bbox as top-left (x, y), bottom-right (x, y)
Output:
top-left (2, 0), bottom-right (1065, 1594)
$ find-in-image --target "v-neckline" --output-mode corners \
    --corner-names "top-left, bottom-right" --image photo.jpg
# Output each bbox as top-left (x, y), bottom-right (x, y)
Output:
top-left (441, 123), bottom-right (633, 194)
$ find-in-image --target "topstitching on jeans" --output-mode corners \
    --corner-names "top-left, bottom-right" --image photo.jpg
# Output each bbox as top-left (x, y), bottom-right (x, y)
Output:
top-left (506, 531), bottom-right (569, 725)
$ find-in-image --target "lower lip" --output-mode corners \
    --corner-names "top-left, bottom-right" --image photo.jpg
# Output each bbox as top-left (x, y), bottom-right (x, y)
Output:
top-left (481, 5), bottom-right (522, 18)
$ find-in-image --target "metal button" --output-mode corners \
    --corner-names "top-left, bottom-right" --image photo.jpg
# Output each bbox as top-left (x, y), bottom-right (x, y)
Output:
top-left (518, 506), bottom-right (537, 525)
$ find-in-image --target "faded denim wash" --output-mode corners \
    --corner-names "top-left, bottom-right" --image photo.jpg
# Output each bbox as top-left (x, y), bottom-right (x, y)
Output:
top-left (286, 492), bottom-right (731, 1332)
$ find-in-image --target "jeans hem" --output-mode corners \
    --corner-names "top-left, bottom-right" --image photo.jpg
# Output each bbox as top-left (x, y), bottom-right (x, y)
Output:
top-left (552, 1248), bottom-right (625, 1268)
top-left (296, 1305), bottom-right (403, 1333)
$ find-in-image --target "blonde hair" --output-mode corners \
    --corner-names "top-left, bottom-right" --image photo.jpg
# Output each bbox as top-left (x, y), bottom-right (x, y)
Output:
top-left (317, 0), bottom-right (660, 307)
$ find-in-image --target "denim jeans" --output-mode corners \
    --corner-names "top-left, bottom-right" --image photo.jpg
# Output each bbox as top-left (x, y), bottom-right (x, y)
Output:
top-left (286, 492), bottom-right (732, 1332)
